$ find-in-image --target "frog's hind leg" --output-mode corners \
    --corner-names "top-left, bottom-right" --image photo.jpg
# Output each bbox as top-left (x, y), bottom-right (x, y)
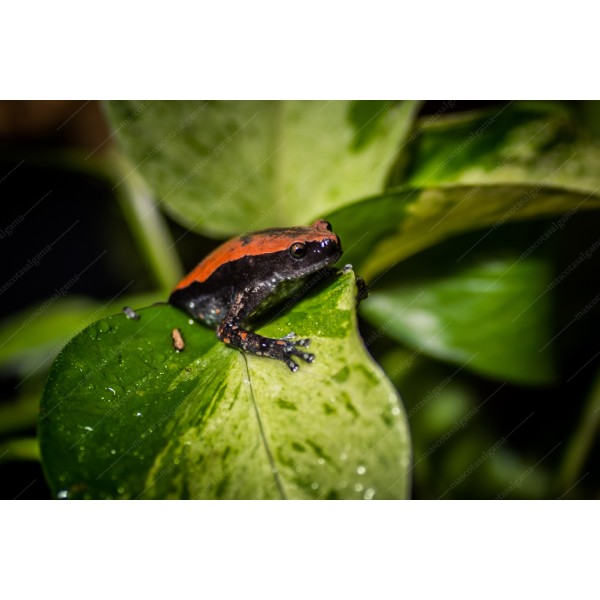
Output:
top-left (216, 291), bottom-right (314, 372)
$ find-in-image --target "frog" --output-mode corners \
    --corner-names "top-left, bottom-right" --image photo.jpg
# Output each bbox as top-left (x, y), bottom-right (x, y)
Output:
top-left (169, 219), bottom-right (344, 371)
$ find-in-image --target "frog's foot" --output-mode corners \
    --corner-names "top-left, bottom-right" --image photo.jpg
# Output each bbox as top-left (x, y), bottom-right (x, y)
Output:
top-left (282, 339), bottom-right (314, 372)
top-left (217, 322), bottom-right (315, 372)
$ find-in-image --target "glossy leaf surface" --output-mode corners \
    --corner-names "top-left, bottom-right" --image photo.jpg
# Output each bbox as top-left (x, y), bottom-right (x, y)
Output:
top-left (328, 103), bottom-right (600, 279)
top-left (104, 100), bottom-right (418, 237)
top-left (39, 271), bottom-right (410, 499)
top-left (361, 234), bottom-right (555, 385)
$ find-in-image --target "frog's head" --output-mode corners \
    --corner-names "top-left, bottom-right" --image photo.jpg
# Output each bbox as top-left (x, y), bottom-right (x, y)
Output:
top-left (273, 219), bottom-right (343, 281)
top-left (171, 219), bottom-right (343, 294)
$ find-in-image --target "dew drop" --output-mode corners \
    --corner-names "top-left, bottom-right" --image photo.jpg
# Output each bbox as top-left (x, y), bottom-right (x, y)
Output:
top-left (110, 449), bottom-right (117, 455)
top-left (135, 412), bottom-right (143, 417)
top-left (391, 406), bottom-right (401, 416)
top-left (57, 489), bottom-right (68, 499)
top-left (107, 387), bottom-right (116, 395)
top-left (317, 458), bottom-right (325, 465)
top-left (364, 488), bottom-right (375, 500)
top-left (117, 486), bottom-right (125, 494)
top-left (97, 320), bottom-right (110, 334)
top-left (84, 426), bottom-right (93, 432)
top-left (354, 483), bottom-right (364, 492)
top-left (311, 482), bottom-right (319, 490)
top-left (357, 465), bottom-right (366, 475)
top-left (340, 452), bottom-right (348, 461)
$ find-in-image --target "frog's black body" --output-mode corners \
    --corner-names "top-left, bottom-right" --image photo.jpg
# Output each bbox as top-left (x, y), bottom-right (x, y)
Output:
top-left (169, 220), bottom-right (342, 371)
top-left (170, 257), bottom-right (334, 328)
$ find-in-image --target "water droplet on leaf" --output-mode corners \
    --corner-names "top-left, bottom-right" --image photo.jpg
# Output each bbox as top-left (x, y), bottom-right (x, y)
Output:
top-left (97, 320), bottom-right (110, 334)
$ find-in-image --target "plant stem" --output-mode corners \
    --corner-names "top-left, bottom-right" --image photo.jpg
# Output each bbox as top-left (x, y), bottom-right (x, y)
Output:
top-left (555, 368), bottom-right (600, 497)
top-left (105, 149), bottom-right (184, 293)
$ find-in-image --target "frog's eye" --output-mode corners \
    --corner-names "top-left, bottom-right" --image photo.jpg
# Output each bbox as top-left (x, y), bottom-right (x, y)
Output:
top-left (323, 221), bottom-right (332, 231)
top-left (289, 242), bottom-right (307, 259)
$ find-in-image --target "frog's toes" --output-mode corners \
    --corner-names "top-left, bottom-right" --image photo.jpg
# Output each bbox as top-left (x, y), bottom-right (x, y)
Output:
top-left (281, 332), bottom-right (311, 347)
top-left (355, 276), bottom-right (369, 304)
top-left (301, 351), bottom-right (315, 363)
top-left (288, 348), bottom-right (315, 362)
top-left (285, 358), bottom-right (300, 372)
top-left (280, 338), bottom-right (314, 367)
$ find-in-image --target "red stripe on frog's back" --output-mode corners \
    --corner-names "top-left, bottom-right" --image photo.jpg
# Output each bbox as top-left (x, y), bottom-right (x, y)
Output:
top-left (172, 220), bottom-right (337, 291)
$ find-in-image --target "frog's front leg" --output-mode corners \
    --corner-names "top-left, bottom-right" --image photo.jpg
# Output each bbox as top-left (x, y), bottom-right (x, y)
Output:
top-left (216, 291), bottom-right (314, 372)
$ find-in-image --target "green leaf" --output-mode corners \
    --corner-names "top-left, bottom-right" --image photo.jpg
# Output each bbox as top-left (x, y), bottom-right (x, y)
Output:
top-left (39, 270), bottom-right (410, 499)
top-left (390, 101), bottom-right (600, 192)
top-left (0, 293), bottom-right (162, 378)
top-left (360, 231), bottom-right (556, 385)
top-left (104, 101), bottom-right (419, 237)
top-left (327, 185), bottom-right (600, 281)
top-left (327, 103), bottom-right (600, 280)
top-left (379, 349), bottom-right (551, 499)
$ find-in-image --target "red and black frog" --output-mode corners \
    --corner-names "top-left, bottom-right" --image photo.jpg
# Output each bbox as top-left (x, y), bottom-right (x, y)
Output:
top-left (169, 219), bottom-right (347, 372)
